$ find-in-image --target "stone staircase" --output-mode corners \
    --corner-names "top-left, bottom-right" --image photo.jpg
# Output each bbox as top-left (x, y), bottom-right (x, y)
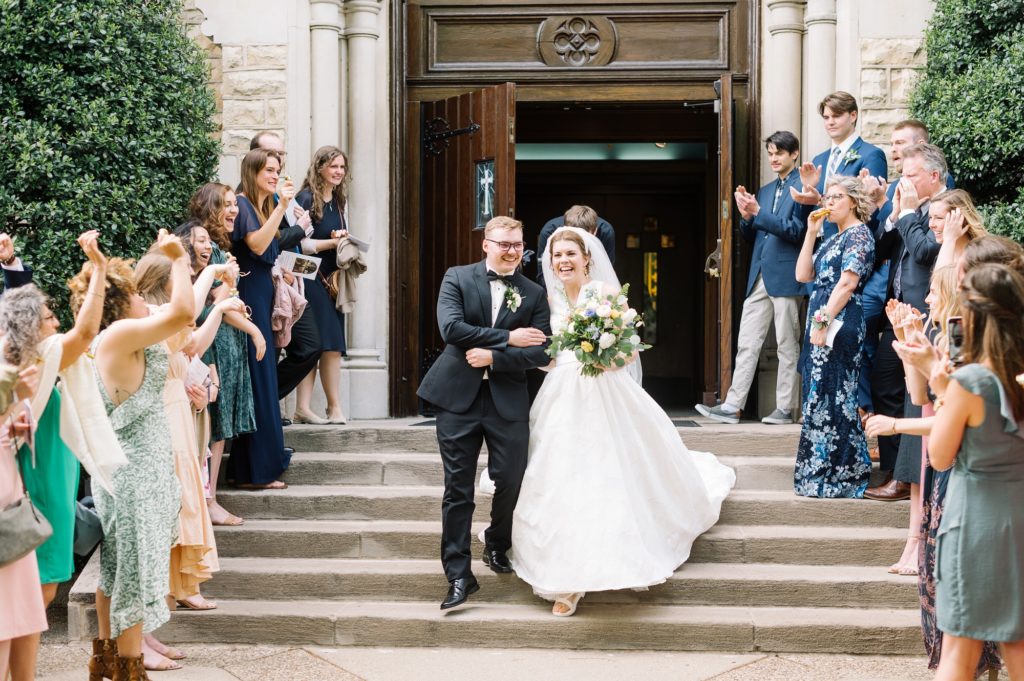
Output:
top-left (69, 420), bottom-right (922, 654)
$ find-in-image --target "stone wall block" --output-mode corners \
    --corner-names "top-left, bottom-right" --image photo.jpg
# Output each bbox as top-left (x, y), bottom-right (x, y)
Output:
top-left (266, 99), bottom-right (288, 126)
top-left (861, 68), bottom-right (889, 105)
top-left (246, 45), bottom-right (289, 69)
top-left (861, 108), bottom-right (906, 144)
top-left (222, 70), bottom-right (287, 97)
top-left (223, 100), bottom-right (266, 128)
top-left (207, 60), bottom-right (223, 85)
top-left (223, 129), bottom-right (260, 154)
top-left (889, 69), bottom-right (920, 105)
top-left (860, 38), bottom-right (925, 66)
top-left (223, 45), bottom-right (245, 71)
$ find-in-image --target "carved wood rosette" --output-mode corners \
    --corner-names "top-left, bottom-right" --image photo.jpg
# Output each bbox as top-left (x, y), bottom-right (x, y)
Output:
top-left (537, 16), bottom-right (617, 67)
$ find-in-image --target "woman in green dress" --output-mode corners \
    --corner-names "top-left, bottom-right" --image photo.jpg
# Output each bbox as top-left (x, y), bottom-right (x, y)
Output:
top-left (927, 262), bottom-right (1024, 681)
top-left (72, 231), bottom-right (195, 679)
top-left (0, 231), bottom-right (108, 679)
top-left (177, 182), bottom-right (262, 526)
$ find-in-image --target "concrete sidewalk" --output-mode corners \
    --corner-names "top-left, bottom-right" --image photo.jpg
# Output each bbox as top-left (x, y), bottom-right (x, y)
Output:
top-left (36, 643), bottom-right (1005, 680)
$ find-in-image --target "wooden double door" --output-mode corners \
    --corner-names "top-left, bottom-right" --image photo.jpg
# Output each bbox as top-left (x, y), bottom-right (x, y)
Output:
top-left (394, 79), bottom-right (740, 415)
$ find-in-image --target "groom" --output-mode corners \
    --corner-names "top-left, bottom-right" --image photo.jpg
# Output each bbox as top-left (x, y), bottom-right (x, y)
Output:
top-left (418, 216), bottom-right (552, 610)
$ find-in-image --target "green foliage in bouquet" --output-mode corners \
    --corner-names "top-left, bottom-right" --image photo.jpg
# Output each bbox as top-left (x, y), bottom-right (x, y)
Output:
top-left (547, 283), bottom-right (652, 377)
top-left (911, 0), bottom-right (1024, 242)
top-left (0, 0), bottom-right (219, 317)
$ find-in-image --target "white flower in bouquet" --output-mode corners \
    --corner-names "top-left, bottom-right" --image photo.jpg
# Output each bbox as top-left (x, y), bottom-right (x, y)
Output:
top-left (622, 308), bottom-right (638, 324)
top-left (629, 334), bottom-right (642, 346)
top-left (585, 298), bottom-right (599, 310)
top-left (599, 332), bottom-right (616, 349)
top-left (616, 295), bottom-right (627, 305)
top-left (596, 304), bottom-right (612, 318)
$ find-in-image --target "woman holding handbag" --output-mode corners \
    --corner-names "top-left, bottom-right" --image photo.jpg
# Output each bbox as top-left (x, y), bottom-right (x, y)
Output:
top-left (0, 364), bottom-right (46, 681)
top-left (292, 145), bottom-right (349, 424)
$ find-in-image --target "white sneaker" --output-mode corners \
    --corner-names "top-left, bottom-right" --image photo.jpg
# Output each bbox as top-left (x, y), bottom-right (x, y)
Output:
top-left (695, 403), bottom-right (740, 424)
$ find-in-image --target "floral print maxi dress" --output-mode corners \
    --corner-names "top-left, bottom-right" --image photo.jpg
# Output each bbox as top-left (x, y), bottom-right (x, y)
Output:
top-left (794, 224), bottom-right (874, 498)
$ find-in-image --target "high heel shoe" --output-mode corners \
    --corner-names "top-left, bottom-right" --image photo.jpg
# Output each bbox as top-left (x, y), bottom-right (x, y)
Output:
top-left (292, 409), bottom-right (328, 425)
top-left (88, 638), bottom-right (117, 680)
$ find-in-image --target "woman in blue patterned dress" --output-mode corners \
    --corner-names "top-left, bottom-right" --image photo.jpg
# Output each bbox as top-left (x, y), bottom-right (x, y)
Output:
top-left (793, 176), bottom-right (875, 498)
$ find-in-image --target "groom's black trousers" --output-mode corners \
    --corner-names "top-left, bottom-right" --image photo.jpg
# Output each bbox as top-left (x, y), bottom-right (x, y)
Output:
top-left (436, 382), bottom-right (529, 582)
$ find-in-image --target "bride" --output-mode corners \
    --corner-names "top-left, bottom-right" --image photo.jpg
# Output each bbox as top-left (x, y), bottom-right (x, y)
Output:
top-left (507, 226), bottom-right (736, 617)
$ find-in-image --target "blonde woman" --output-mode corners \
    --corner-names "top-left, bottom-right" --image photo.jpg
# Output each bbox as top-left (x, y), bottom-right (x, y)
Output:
top-left (928, 189), bottom-right (987, 271)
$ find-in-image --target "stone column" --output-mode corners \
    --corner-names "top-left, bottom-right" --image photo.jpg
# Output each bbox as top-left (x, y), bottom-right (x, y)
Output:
top-left (342, 0), bottom-right (387, 418)
top-left (802, 0), bottom-right (837, 154)
top-left (309, 0), bottom-right (343, 149)
top-left (763, 0), bottom-right (806, 177)
top-left (834, 0), bottom-right (860, 94)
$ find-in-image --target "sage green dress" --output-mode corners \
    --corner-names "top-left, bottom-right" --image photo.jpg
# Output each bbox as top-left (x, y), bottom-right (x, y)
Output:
top-left (93, 342), bottom-right (181, 638)
top-left (18, 389), bottom-right (79, 584)
top-left (936, 363), bottom-right (1024, 642)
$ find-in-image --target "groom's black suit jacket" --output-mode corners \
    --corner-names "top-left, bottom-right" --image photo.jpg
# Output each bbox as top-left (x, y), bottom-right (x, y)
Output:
top-left (417, 260), bottom-right (551, 421)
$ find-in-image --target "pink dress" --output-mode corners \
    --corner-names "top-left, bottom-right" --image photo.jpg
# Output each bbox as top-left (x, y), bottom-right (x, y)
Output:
top-left (0, 403), bottom-right (48, 641)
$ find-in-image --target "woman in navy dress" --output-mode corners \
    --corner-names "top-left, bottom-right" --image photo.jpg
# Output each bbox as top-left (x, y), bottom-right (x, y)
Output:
top-left (292, 146), bottom-right (349, 425)
top-left (793, 176), bottom-right (875, 498)
top-left (228, 148), bottom-right (292, 488)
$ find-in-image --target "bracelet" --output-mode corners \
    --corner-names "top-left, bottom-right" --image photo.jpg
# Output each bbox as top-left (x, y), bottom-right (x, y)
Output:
top-left (811, 308), bottom-right (831, 330)
top-left (890, 417), bottom-right (898, 436)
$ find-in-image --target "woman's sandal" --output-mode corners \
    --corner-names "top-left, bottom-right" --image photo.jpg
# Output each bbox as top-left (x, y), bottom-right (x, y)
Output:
top-left (552, 592), bottom-right (584, 617)
top-left (898, 565), bottom-right (919, 577)
top-left (233, 480), bottom-right (287, 490)
top-left (144, 654), bottom-right (183, 672)
top-left (176, 595), bottom-right (218, 611)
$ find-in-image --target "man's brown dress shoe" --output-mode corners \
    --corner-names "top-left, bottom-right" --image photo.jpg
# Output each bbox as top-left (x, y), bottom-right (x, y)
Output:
top-left (864, 479), bottom-right (911, 501)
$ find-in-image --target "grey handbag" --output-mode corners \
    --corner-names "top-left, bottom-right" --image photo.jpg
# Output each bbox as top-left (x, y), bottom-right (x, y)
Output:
top-left (0, 472), bottom-right (53, 568)
top-left (73, 496), bottom-right (103, 557)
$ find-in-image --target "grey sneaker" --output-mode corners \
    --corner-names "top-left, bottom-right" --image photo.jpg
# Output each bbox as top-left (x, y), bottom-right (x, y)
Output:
top-left (695, 403), bottom-right (740, 424)
top-left (761, 408), bottom-right (794, 425)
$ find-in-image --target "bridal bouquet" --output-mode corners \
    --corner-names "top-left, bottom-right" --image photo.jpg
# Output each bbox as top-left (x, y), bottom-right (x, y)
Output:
top-left (547, 284), bottom-right (652, 377)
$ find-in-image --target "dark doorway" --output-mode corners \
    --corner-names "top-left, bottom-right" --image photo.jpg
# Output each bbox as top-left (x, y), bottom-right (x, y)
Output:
top-left (515, 103), bottom-right (718, 409)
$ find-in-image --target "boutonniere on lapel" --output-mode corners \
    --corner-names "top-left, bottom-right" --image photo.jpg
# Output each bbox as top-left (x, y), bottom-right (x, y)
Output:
top-left (504, 285), bottom-right (523, 312)
top-left (842, 148), bottom-right (861, 165)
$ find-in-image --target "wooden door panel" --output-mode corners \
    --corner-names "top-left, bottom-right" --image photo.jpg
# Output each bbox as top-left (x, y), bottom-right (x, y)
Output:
top-left (417, 83), bottom-right (516, 410)
top-left (717, 74), bottom-right (734, 399)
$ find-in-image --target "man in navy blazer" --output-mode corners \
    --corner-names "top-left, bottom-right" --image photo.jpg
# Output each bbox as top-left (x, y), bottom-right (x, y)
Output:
top-left (696, 131), bottom-right (805, 425)
top-left (0, 233), bottom-right (33, 289)
top-left (791, 92), bottom-right (888, 243)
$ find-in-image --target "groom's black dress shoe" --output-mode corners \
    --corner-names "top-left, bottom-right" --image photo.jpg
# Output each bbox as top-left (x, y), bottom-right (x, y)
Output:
top-left (441, 575), bottom-right (479, 610)
top-left (482, 547), bottom-right (513, 574)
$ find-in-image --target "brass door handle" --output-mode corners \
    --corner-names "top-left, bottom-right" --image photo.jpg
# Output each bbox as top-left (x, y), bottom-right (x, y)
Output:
top-left (704, 238), bottom-right (722, 278)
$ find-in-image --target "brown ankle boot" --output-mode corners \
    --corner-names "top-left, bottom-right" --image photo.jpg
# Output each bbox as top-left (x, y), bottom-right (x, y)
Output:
top-left (113, 654), bottom-right (151, 681)
top-left (88, 638), bottom-right (118, 681)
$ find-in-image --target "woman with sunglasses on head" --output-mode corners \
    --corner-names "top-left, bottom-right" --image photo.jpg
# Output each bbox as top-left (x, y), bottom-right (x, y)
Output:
top-left (176, 183), bottom-right (264, 524)
top-left (793, 176), bottom-right (876, 498)
top-left (228, 149), bottom-right (293, 490)
top-left (291, 146), bottom-right (349, 424)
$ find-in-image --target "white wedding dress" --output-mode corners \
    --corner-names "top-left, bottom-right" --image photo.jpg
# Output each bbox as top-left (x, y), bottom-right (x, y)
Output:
top-left (507, 249), bottom-right (736, 598)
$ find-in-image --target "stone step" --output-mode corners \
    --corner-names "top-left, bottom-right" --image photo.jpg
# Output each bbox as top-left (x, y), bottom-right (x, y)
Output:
top-left (217, 486), bottom-right (910, 527)
top-left (270, 452), bottom-right (798, 490)
top-left (203, 558), bottom-right (919, 609)
top-left (142, 601), bottom-right (922, 654)
top-left (215, 520), bottom-right (908, 566)
top-left (283, 422), bottom-right (801, 457)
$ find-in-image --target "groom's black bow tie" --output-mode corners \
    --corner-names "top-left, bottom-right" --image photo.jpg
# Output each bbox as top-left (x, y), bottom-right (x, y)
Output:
top-left (486, 270), bottom-right (513, 285)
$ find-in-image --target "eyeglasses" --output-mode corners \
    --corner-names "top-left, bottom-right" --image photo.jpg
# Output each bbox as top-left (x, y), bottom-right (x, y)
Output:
top-left (485, 239), bottom-right (526, 252)
top-left (822, 194), bottom-right (847, 203)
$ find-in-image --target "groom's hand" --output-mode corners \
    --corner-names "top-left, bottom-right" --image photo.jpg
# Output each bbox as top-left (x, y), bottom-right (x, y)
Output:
top-left (466, 348), bottom-right (493, 368)
top-left (508, 327), bottom-right (547, 347)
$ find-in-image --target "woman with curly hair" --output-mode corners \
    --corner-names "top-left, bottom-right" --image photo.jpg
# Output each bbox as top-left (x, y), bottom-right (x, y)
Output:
top-left (228, 149), bottom-right (293, 489)
top-left (177, 182), bottom-right (263, 524)
top-left (72, 231), bottom-right (194, 680)
top-left (793, 175), bottom-right (876, 498)
top-left (292, 145), bottom-right (349, 424)
top-left (0, 231), bottom-right (107, 681)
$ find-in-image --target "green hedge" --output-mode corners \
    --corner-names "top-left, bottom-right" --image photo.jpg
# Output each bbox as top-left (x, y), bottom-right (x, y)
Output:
top-left (911, 0), bottom-right (1024, 242)
top-left (0, 0), bottom-right (219, 310)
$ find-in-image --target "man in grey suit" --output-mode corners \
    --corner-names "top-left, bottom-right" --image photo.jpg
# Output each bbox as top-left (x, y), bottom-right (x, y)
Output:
top-left (697, 131), bottom-right (807, 425)
top-left (418, 216), bottom-right (552, 610)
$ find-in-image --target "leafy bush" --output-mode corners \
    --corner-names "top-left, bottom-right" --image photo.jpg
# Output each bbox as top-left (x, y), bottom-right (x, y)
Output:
top-left (911, 0), bottom-right (1024, 242)
top-left (0, 0), bottom-right (219, 310)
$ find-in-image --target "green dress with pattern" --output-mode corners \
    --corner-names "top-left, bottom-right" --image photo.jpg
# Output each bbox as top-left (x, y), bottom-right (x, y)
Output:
top-left (200, 244), bottom-right (256, 441)
top-left (93, 342), bottom-right (181, 638)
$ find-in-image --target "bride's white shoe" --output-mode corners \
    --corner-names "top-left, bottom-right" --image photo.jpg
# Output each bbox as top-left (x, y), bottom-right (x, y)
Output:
top-left (552, 592), bottom-right (584, 617)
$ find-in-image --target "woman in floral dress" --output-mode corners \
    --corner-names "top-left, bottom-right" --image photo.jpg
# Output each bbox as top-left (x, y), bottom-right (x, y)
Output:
top-left (793, 176), bottom-right (875, 498)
